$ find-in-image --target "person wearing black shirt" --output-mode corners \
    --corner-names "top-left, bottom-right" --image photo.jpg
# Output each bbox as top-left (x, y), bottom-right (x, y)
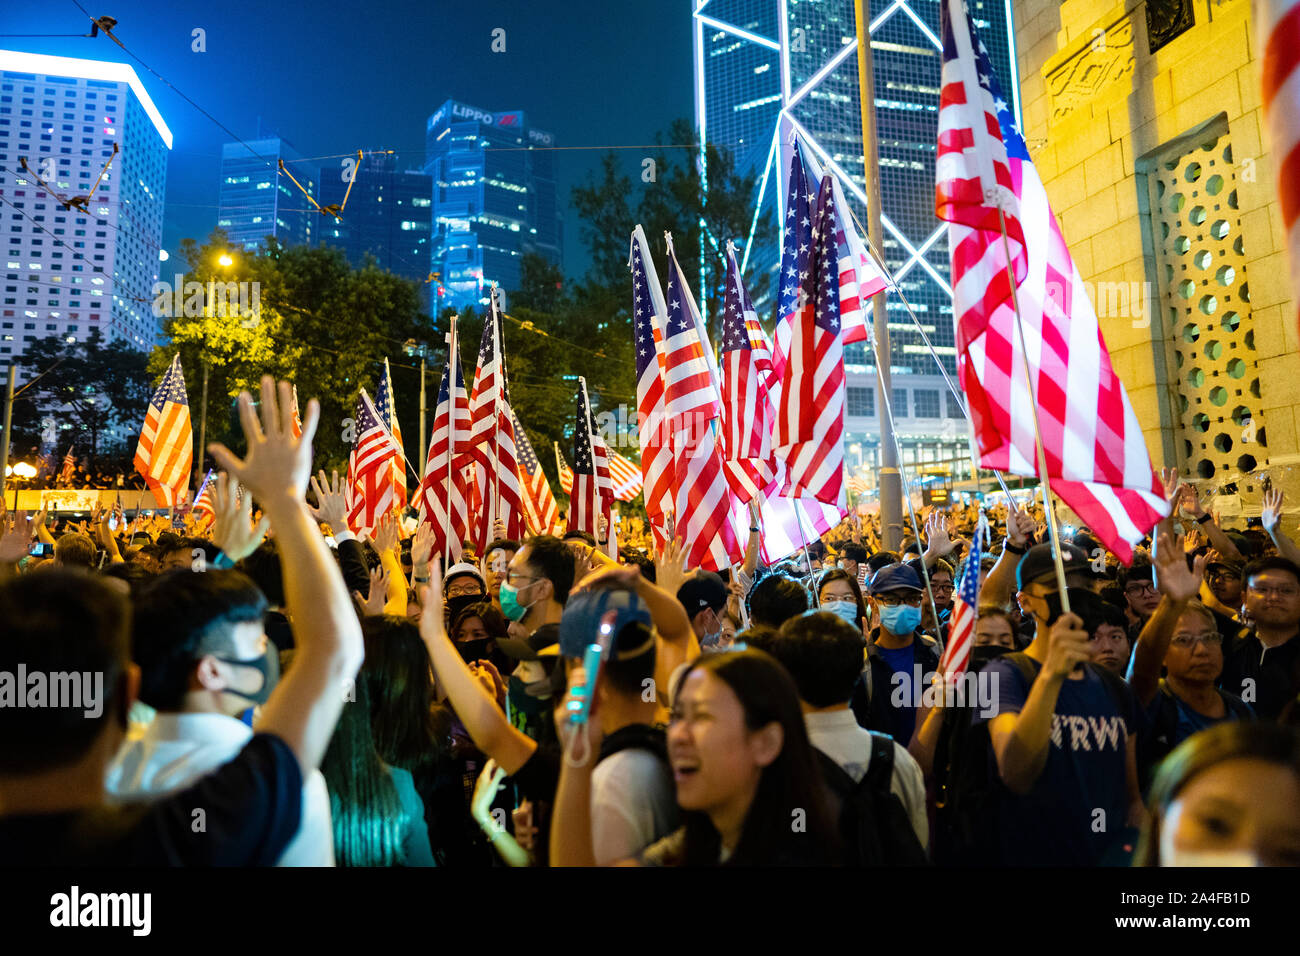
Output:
top-left (0, 377), bottom-right (364, 866)
top-left (1220, 557), bottom-right (1300, 720)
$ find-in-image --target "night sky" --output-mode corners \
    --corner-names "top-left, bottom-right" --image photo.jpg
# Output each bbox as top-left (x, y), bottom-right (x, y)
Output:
top-left (3, 0), bottom-right (695, 280)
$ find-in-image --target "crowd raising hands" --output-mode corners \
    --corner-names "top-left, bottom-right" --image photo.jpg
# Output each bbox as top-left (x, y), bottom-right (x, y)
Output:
top-left (2, 383), bottom-right (1300, 870)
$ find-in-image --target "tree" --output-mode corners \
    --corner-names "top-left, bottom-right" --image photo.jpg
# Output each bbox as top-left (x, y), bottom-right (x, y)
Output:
top-left (10, 328), bottom-right (149, 465)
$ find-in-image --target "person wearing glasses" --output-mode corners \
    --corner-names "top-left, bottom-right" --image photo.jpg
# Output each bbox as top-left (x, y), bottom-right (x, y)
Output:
top-left (1118, 560), bottom-right (1163, 644)
top-left (1129, 529), bottom-right (1255, 795)
top-left (861, 563), bottom-right (941, 747)
top-left (1219, 556), bottom-right (1300, 720)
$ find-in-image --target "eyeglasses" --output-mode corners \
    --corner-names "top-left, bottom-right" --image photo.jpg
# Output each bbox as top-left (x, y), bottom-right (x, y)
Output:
top-left (877, 593), bottom-right (923, 607)
top-left (1249, 585), bottom-right (1300, 599)
top-left (932, 583), bottom-right (955, 594)
top-left (1125, 582), bottom-right (1157, 596)
top-left (1170, 633), bottom-right (1223, 648)
top-left (505, 571), bottom-right (539, 587)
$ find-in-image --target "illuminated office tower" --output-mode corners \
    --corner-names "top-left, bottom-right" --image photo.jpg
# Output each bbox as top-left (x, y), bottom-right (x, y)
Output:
top-left (424, 99), bottom-right (561, 310)
top-left (0, 49), bottom-right (171, 374)
top-left (217, 136), bottom-right (317, 252)
top-left (691, 0), bottom-right (1019, 482)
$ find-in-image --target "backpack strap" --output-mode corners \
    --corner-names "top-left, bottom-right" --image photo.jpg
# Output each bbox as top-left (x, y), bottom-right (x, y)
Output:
top-left (864, 731), bottom-right (895, 794)
top-left (598, 723), bottom-right (669, 766)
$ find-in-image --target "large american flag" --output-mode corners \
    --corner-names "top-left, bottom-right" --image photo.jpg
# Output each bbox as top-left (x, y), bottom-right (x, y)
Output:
top-left (133, 354), bottom-right (193, 508)
top-left (417, 346), bottom-right (471, 563)
top-left (377, 359), bottom-right (407, 509)
top-left (937, 518), bottom-right (984, 679)
top-left (630, 225), bottom-right (675, 550)
top-left (567, 378), bottom-right (614, 540)
top-left (512, 408), bottom-right (559, 534)
top-left (720, 242), bottom-right (776, 503)
top-left (775, 173), bottom-right (847, 508)
top-left (466, 296), bottom-right (527, 548)
top-left (937, 0), bottom-right (1166, 562)
top-left (663, 234), bottom-right (743, 571)
top-left (1260, 0), bottom-right (1300, 334)
top-left (345, 387), bottom-right (402, 535)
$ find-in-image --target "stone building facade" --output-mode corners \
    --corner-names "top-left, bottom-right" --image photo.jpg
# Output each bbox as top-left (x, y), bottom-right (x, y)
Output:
top-left (1012, 0), bottom-right (1297, 516)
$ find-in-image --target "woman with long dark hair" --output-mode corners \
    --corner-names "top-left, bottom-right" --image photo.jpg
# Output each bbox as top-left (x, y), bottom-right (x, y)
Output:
top-left (817, 568), bottom-right (869, 635)
top-left (360, 616), bottom-right (494, 867)
top-left (1134, 721), bottom-right (1300, 866)
top-left (320, 671), bottom-right (434, 867)
top-left (550, 647), bottom-right (842, 866)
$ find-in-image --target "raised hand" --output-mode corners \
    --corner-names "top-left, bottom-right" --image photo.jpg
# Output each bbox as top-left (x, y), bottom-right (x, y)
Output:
top-left (410, 523), bottom-right (434, 571)
top-left (0, 510), bottom-right (35, 564)
top-left (372, 511), bottom-right (400, 557)
top-left (207, 377), bottom-right (320, 510)
top-left (655, 535), bottom-right (690, 597)
top-left (307, 469), bottom-right (349, 532)
top-left (353, 565), bottom-right (390, 617)
top-left (210, 471), bottom-right (269, 563)
top-left (1005, 504), bottom-right (1034, 548)
top-left (1154, 527), bottom-right (1207, 603)
top-left (1262, 488), bottom-right (1284, 534)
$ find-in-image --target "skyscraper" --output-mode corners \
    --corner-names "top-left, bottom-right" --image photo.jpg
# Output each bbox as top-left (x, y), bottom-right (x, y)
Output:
top-left (217, 136), bottom-right (317, 252)
top-left (0, 49), bottom-right (171, 377)
top-left (317, 151), bottom-right (432, 289)
top-left (424, 99), bottom-right (561, 310)
top-left (692, 0), bottom-right (1019, 483)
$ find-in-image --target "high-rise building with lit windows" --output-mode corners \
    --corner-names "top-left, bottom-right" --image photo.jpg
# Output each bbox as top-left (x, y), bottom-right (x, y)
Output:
top-left (318, 151), bottom-right (432, 295)
top-left (0, 49), bottom-right (170, 379)
top-left (691, 0), bottom-right (1018, 483)
top-left (217, 136), bottom-right (317, 252)
top-left (423, 99), bottom-right (561, 310)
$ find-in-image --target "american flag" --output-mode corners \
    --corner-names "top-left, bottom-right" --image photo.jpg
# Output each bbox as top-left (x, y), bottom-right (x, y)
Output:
top-left (417, 345), bottom-right (471, 563)
top-left (789, 129), bottom-right (889, 349)
top-left (345, 387), bottom-right (401, 535)
top-left (512, 408), bottom-right (559, 534)
top-left (554, 442), bottom-right (574, 495)
top-left (937, 518), bottom-right (983, 679)
top-left (58, 446), bottom-right (76, 486)
top-left (133, 354), bottom-right (193, 508)
top-left (720, 242), bottom-right (777, 503)
top-left (567, 378), bottom-right (614, 540)
top-left (630, 225), bottom-right (675, 547)
top-left (663, 234), bottom-right (743, 572)
top-left (775, 173), bottom-right (847, 508)
top-left (466, 295), bottom-right (527, 547)
top-left (377, 359), bottom-right (407, 510)
top-left (937, 0), bottom-right (1166, 562)
top-left (192, 468), bottom-right (216, 526)
top-left (608, 450), bottom-right (644, 502)
top-left (1260, 0), bottom-right (1300, 335)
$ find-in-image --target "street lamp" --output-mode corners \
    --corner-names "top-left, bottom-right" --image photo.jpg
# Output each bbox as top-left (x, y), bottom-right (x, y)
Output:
top-left (404, 338), bottom-right (430, 473)
top-left (197, 251), bottom-right (237, 484)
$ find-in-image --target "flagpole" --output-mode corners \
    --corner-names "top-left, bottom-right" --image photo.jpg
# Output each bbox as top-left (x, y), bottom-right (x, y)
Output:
top-left (997, 207), bottom-right (1071, 614)
top-left (444, 314), bottom-right (459, 569)
top-left (490, 288), bottom-right (502, 541)
top-left (870, 344), bottom-right (945, 649)
top-left (793, 504), bottom-right (821, 608)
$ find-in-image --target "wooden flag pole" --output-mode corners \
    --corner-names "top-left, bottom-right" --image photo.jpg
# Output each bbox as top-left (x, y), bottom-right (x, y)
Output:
top-left (996, 207), bottom-right (1071, 614)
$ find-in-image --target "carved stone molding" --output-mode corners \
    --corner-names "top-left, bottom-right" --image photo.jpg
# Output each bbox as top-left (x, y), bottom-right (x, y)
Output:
top-left (1044, 12), bottom-right (1136, 124)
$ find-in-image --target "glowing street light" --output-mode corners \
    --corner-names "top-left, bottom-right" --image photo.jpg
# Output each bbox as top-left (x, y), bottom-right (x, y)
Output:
top-left (217, 253), bottom-right (234, 268)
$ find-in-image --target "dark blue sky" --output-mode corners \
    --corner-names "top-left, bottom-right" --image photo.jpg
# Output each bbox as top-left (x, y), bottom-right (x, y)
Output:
top-left (4, 0), bottom-right (694, 279)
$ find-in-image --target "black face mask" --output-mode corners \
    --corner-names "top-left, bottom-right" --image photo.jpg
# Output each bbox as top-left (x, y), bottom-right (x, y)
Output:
top-left (212, 646), bottom-right (280, 706)
top-left (455, 638), bottom-right (495, 663)
top-left (506, 673), bottom-right (554, 718)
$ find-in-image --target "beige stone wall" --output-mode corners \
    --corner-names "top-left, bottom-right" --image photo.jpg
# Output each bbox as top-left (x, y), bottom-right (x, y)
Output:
top-left (1011, 0), bottom-right (1298, 482)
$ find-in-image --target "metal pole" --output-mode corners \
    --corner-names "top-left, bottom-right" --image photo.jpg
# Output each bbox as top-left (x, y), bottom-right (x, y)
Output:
top-left (197, 358), bottom-right (209, 487)
top-left (0, 362), bottom-right (15, 500)
top-left (418, 352), bottom-right (427, 479)
top-left (854, 0), bottom-right (902, 553)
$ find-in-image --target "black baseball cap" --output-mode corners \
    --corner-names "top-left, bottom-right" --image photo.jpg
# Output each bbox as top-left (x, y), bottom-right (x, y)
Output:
top-left (1016, 542), bottom-right (1093, 590)
top-left (868, 562), bottom-right (923, 595)
top-left (676, 570), bottom-right (728, 616)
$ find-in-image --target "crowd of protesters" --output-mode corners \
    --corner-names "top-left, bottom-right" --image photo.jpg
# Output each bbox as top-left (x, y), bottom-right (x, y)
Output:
top-left (1, 377), bottom-right (1299, 867)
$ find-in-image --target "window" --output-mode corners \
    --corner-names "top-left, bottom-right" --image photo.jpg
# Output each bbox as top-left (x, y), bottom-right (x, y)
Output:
top-left (892, 389), bottom-right (908, 416)
top-left (914, 389), bottom-right (940, 419)
top-left (945, 390), bottom-right (965, 419)
top-left (846, 386), bottom-right (874, 418)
